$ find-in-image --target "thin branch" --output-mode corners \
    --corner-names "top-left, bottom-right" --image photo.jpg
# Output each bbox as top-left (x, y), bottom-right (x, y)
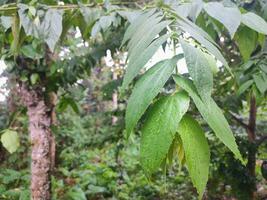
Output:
top-left (0, 2), bottom-right (140, 12)
top-left (256, 135), bottom-right (267, 147)
top-left (228, 111), bottom-right (249, 129)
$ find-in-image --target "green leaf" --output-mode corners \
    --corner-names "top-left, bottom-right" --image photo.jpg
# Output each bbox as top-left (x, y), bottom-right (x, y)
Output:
top-left (117, 11), bottom-right (141, 23)
top-left (253, 74), bottom-right (267, 94)
top-left (180, 39), bottom-right (213, 101)
top-left (173, 75), bottom-right (243, 162)
top-left (178, 115), bottom-right (210, 198)
top-left (57, 97), bottom-right (80, 114)
top-left (42, 9), bottom-right (63, 51)
top-left (203, 52), bottom-right (219, 74)
top-left (176, 135), bottom-right (186, 167)
top-left (177, 18), bottom-right (231, 74)
top-left (126, 56), bottom-right (180, 136)
top-left (79, 6), bottom-right (100, 25)
top-left (141, 92), bottom-right (190, 174)
top-left (121, 9), bottom-right (155, 46)
top-left (237, 80), bottom-right (253, 96)
top-left (235, 26), bottom-right (257, 61)
top-left (174, 0), bottom-right (203, 22)
top-left (30, 73), bottom-right (39, 85)
top-left (242, 12), bottom-right (267, 35)
top-left (0, 16), bottom-right (12, 31)
top-left (11, 13), bottom-right (20, 55)
top-left (258, 34), bottom-right (266, 48)
top-left (65, 187), bottom-right (86, 200)
top-left (260, 64), bottom-right (267, 74)
top-left (1, 130), bottom-right (20, 154)
top-left (21, 45), bottom-right (43, 59)
top-left (18, 4), bottom-right (63, 51)
top-left (127, 15), bottom-right (170, 60)
top-left (122, 34), bottom-right (169, 89)
top-left (204, 2), bottom-right (241, 38)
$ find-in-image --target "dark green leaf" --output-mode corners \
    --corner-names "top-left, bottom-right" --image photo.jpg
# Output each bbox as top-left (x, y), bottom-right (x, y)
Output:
top-left (237, 80), bottom-right (253, 96)
top-left (235, 26), bottom-right (257, 61)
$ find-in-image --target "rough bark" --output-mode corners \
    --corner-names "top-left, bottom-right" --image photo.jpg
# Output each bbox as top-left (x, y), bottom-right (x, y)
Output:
top-left (48, 92), bottom-right (57, 171)
top-left (246, 95), bottom-right (257, 200)
top-left (20, 84), bottom-right (52, 200)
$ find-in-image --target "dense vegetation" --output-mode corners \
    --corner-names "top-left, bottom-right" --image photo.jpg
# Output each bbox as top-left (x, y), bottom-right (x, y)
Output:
top-left (0, 0), bottom-right (266, 199)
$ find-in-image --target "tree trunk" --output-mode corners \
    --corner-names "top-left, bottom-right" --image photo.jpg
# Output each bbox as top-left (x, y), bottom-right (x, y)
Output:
top-left (20, 84), bottom-right (52, 200)
top-left (49, 92), bottom-right (57, 171)
top-left (246, 95), bottom-right (257, 200)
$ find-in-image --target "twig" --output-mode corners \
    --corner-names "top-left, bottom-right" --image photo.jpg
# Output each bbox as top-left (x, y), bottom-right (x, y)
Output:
top-left (228, 111), bottom-right (249, 129)
top-left (0, 2), bottom-right (141, 12)
top-left (256, 135), bottom-right (267, 147)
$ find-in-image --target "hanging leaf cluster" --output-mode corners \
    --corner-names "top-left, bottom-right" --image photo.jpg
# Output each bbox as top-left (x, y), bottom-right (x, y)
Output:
top-left (122, 0), bottom-right (267, 198)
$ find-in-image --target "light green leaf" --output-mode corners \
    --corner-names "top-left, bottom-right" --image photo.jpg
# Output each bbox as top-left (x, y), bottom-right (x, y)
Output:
top-left (260, 64), bottom-right (267, 74)
top-left (18, 4), bottom-right (63, 51)
top-left (121, 9), bottom-right (156, 46)
top-left (29, 6), bottom-right (36, 17)
top-left (178, 115), bottom-right (210, 198)
top-left (237, 80), bottom-right (253, 96)
top-left (177, 15), bottom-right (218, 46)
top-left (122, 34), bottom-right (169, 89)
top-left (127, 16), bottom-right (169, 60)
top-left (176, 136), bottom-right (186, 167)
top-left (0, 16), bottom-right (12, 31)
top-left (177, 18), bottom-right (231, 74)
top-left (18, 4), bottom-right (39, 37)
top-left (258, 34), bottom-right (266, 48)
top-left (235, 26), bottom-right (257, 61)
top-left (117, 11), bottom-right (141, 23)
top-left (30, 73), bottom-right (39, 85)
top-left (1, 130), bottom-right (20, 154)
top-left (180, 39), bottom-right (213, 101)
top-left (204, 2), bottom-right (241, 38)
top-left (41, 9), bottom-right (63, 51)
top-left (203, 52), bottom-right (219, 74)
top-left (141, 92), bottom-right (190, 174)
top-left (173, 75), bottom-right (243, 162)
top-left (242, 12), bottom-right (267, 35)
top-left (174, 0), bottom-right (203, 22)
top-left (126, 56), bottom-right (180, 136)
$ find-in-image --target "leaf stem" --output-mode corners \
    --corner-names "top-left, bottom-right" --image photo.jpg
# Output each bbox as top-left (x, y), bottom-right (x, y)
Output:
top-left (173, 39), bottom-right (178, 74)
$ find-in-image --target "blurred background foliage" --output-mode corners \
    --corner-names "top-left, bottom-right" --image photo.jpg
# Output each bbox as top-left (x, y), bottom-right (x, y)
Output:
top-left (0, 0), bottom-right (267, 199)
